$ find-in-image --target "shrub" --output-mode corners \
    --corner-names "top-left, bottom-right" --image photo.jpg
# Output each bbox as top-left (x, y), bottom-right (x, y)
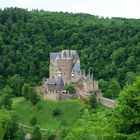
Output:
top-left (89, 93), bottom-right (97, 108)
top-left (47, 134), bottom-right (56, 140)
top-left (60, 120), bottom-right (68, 127)
top-left (31, 126), bottom-right (41, 140)
top-left (30, 92), bottom-right (40, 105)
top-left (36, 102), bottom-right (42, 110)
top-left (52, 107), bottom-right (61, 116)
top-left (65, 84), bottom-right (76, 94)
top-left (30, 116), bottom-right (38, 126)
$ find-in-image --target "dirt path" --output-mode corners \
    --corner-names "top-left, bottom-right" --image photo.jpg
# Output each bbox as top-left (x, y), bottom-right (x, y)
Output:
top-left (19, 123), bottom-right (58, 132)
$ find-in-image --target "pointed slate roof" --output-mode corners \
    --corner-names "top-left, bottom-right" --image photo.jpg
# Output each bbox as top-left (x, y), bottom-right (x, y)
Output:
top-left (55, 76), bottom-right (64, 84)
top-left (50, 53), bottom-right (60, 60)
top-left (47, 76), bottom-right (64, 85)
top-left (72, 63), bottom-right (81, 72)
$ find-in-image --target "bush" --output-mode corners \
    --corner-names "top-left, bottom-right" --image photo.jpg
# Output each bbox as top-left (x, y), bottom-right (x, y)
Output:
top-left (30, 116), bottom-right (38, 126)
top-left (47, 134), bottom-right (56, 140)
top-left (36, 102), bottom-right (42, 110)
top-left (31, 126), bottom-right (41, 140)
top-left (89, 93), bottom-right (97, 108)
top-left (104, 133), bottom-right (128, 140)
top-left (30, 92), bottom-right (40, 105)
top-left (60, 120), bottom-right (68, 127)
top-left (22, 84), bottom-right (40, 105)
top-left (43, 131), bottom-right (56, 140)
top-left (65, 84), bottom-right (76, 94)
top-left (52, 107), bottom-right (61, 116)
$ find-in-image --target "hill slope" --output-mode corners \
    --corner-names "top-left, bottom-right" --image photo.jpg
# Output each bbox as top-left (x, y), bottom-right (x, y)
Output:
top-left (0, 8), bottom-right (140, 97)
top-left (12, 97), bottom-right (84, 129)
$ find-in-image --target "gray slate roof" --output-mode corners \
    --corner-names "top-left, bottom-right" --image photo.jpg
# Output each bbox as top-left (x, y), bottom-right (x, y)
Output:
top-left (50, 50), bottom-right (79, 60)
top-left (72, 63), bottom-right (81, 72)
top-left (47, 76), bottom-right (64, 85)
top-left (50, 53), bottom-right (60, 60)
top-left (71, 50), bottom-right (79, 60)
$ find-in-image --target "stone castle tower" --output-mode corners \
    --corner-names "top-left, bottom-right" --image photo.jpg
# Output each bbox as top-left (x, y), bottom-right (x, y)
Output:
top-left (49, 50), bottom-right (81, 85)
top-left (44, 50), bottom-right (98, 100)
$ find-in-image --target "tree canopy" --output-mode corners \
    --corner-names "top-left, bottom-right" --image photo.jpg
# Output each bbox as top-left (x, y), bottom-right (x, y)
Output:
top-left (114, 76), bottom-right (140, 134)
top-left (0, 8), bottom-right (140, 97)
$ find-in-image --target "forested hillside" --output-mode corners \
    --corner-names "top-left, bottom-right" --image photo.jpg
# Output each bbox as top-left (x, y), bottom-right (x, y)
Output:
top-left (0, 8), bottom-right (140, 97)
top-left (0, 7), bottom-right (140, 140)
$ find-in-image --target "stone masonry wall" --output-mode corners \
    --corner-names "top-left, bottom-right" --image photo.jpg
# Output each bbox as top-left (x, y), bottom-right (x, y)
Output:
top-left (60, 93), bottom-right (78, 100)
top-left (98, 97), bottom-right (116, 108)
top-left (44, 93), bottom-right (78, 100)
top-left (44, 93), bottom-right (60, 100)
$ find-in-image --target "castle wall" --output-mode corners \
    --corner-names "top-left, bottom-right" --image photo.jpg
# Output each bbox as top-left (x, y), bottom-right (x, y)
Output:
top-left (44, 93), bottom-right (60, 100)
top-left (47, 84), bottom-right (64, 92)
top-left (60, 93), bottom-right (78, 100)
top-left (98, 97), bottom-right (116, 108)
top-left (44, 92), bottom-right (78, 100)
top-left (93, 81), bottom-right (99, 91)
top-left (83, 78), bottom-right (94, 93)
top-left (46, 50), bottom-right (117, 108)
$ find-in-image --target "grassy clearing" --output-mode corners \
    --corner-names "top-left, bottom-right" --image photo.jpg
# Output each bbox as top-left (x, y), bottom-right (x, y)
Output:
top-left (12, 97), bottom-right (84, 130)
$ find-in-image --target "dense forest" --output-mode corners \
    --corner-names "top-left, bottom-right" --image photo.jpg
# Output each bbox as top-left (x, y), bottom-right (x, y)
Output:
top-left (0, 7), bottom-right (140, 140)
top-left (0, 8), bottom-right (140, 98)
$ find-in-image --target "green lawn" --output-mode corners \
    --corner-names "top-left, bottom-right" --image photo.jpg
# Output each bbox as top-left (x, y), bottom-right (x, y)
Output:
top-left (12, 97), bottom-right (84, 130)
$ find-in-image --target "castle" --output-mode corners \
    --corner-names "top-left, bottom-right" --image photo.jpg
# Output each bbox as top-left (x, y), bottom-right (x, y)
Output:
top-left (43, 50), bottom-right (99, 100)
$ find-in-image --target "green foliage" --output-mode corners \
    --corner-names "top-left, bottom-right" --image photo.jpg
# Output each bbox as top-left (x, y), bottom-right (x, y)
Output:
top-left (114, 76), bottom-right (140, 134)
top-left (0, 110), bottom-right (19, 140)
top-left (21, 84), bottom-right (40, 105)
top-left (7, 74), bottom-right (24, 96)
top-left (52, 107), bottom-right (61, 116)
top-left (0, 85), bottom-right (13, 109)
top-left (21, 84), bottom-right (31, 100)
top-left (46, 133), bottom-right (56, 140)
top-left (104, 78), bottom-right (121, 99)
top-left (0, 8), bottom-right (140, 96)
top-left (12, 98), bottom-right (84, 129)
top-left (99, 79), bottom-right (108, 93)
top-left (65, 106), bottom-right (113, 140)
top-left (64, 77), bottom-right (140, 140)
top-left (60, 120), bottom-right (68, 127)
top-left (89, 93), bottom-right (97, 108)
top-left (29, 91), bottom-right (40, 105)
top-left (31, 126), bottom-right (41, 140)
top-left (15, 128), bottom-right (25, 140)
top-left (65, 84), bottom-right (76, 94)
top-left (125, 71), bottom-right (136, 85)
top-left (30, 116), bottom-right (38, 126)
top-left (0, 85), bottom-right (13, 96)
top-left (103, 133), bottom-right (128, 140)
top-left (0, 8), bottom-right (140, 139)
